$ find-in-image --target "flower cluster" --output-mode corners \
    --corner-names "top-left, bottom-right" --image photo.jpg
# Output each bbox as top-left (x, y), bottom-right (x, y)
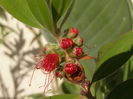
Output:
top-left (41, 54), bottom-right (59, 72)
top-left (34, 28), bottom-right (89, 84)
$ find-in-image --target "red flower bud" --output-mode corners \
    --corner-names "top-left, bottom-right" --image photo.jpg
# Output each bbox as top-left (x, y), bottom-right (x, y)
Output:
top-left (73, 47), bottom-right (83, 57)
top-left (68, 28), bottom-right (79, 38)
top-left (64, 63), bottom-right (77, 74)
top-left (65, 65), bottom-right (85, 84)
top-left (35, 65), bottom-right (40, 69)
top-left (55, 71), bottom-right (62, 78)
top-left (60, 38), bottom-right (73, 49)
top-left (41, 54), bottom-right (59, 72)
top-left (44, 48), bottom-right (47, 51)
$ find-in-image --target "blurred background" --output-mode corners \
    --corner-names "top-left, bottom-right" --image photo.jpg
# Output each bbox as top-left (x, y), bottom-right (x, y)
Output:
top-left (0, 0), bottom-right (133, 99)
top-left (0, 9), bottom-right (52, 98)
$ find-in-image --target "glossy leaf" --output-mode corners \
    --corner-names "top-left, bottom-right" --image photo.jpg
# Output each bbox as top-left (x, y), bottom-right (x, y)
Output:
top-left (41, 30), bottom-right (57, 43)
top-left (63, 0), bottom-right (132, 80)
top-left (62, 80), bottom-right (80, 94)
top-left (92, 32), bottom-right (133, 82)
top-left (59, 0), bottom-right (75, 29)
top-left (51, 0), bottom-right (71, 22)
top-left (0, 7), bottom-right (7, 19)
top-left (127, 0), bottom-right (133, 29)
top-left (27, 94), bottom-right (43, 99)
top-left (47, 94), bottom-right (82, 99)
top-left (27, 0), bottom-right (54, 33)
top-left (123, 56), bottom-right (133, 81)
top-left (106, 79), bottom-right (133, 99)
top-left (27, 94), bottom-right (83, 99)
top-left (0, 0), bottom-right (42, 28)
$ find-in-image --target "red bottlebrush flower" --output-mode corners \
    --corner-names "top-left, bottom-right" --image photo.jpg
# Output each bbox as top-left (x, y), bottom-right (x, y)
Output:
top-left (68, 28), bottom-right (79, 38)
top-left (73, 47), bottom-right (83, 57)
top-left (60, 38), bottom-right (73, 49)
top-left (64, 63), bottom-right (77, 74)
top-left (41, 54), bottom-right (59, 72)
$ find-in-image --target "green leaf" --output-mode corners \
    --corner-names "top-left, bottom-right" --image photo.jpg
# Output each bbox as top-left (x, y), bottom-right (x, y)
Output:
top-left (51, 0), bottom-right (71, 22)
top-left (62, 80), bottom-right (80, 94)
top-left (26, 94), bottom-right (83, 99)
top-left (27, 0), bottom-right (54, 33)
top-left (0, 0), bottom-right (42, 28)
top-left (127, 0), bottom-right (133, 29)
top-left (46, 94), bottom-right (82, 99)
top-left (41, 30), bottom-right (57, 43)
top-left (63, 0), bottom-right (132, 80)
top-left (59, 0), bottom-right (75, 29)
top-left (28, 94), bottom-right (43, 99)
top-left (123, 56), bottom-right (133, 81)
top-left (106, 79), bottom-right (133, 99)
top-left (0, 7), bottom-right (7, 19)
top-left (92, 31), bottom-right (133, 82)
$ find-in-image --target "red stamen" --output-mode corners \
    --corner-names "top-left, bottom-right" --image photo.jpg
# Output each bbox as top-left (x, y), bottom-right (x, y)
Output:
top-left (29, 68), bottom-right (36, 86)
top-left (43, 73), bottom-right (55, 95)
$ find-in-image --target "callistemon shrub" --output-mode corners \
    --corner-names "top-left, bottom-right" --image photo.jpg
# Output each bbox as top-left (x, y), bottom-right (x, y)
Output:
top-left (31, 28), bottom-right (94, 95)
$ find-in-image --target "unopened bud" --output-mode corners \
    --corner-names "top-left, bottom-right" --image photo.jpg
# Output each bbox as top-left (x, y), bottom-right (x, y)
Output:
top-left (45, 43), bottom-right (59, 53)
top-left (64, 63), bottom-right (77, 74)
top-left (73, 47), bottom-right (84, 57)
top-left (60, 38), bottom-right (73, 49)
top-left (73, 37), bottom-right (83, 46)
top-left (67, 28), bottom-right (79, 38)
top-left (55, 71), bottom-right (63, 78)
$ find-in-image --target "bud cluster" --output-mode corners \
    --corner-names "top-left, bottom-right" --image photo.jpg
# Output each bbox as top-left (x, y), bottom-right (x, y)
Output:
top-left (34, 28), bottom-right (88, 84)
top-left (60, 28), bottom-right (84, 58)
